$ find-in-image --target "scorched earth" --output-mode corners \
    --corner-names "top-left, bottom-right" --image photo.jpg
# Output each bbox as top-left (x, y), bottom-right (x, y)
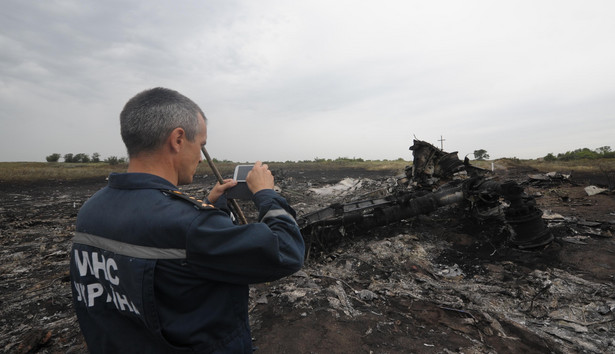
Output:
top-left (1, 160), bottom-right (614, 353)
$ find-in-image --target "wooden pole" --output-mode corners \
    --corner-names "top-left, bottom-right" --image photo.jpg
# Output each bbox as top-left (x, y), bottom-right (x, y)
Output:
top-left (201, 147), bottom-right (248, 225)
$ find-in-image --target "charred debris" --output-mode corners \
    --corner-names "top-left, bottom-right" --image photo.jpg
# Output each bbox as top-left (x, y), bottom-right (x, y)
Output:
top-left (298, 139), bottom-right (554, 257)
top-left (246, 140), bottom-right (615, 353)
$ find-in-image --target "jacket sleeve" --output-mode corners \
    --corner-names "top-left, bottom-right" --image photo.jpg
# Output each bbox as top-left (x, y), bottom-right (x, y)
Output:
top-left (185, 189), bottom-right (305, 284)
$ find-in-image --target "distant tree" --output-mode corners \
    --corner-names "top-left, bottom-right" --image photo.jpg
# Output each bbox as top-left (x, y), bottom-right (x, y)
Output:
top-left (118, 157), bottom-right (127, 164)
top-left (580, 148), bottom-right (595, 159)
top-left (73, 153), bottom-right (90, 163)
top-left (63, 153), bottom-right (74, 163)
top-left (596, 146), bottom-right (612, 155)
top-left (46, 153), bottom-right (61, 162)
top-left (547, 146), bottom-right (615, 160)
top-left (105, 156), bottom-right (119, 165)
top-left (473, 149), bottom-right (490, 160)
top-left (544, 153), bottom-right (556, 161)
top-left (91, 152), bottom-right (100, 163)
top-left (558, 148), bottom-right (598, 160)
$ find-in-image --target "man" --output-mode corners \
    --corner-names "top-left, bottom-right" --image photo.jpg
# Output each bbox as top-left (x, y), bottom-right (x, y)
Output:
top-left (70, 87), bottom-right (305, 353)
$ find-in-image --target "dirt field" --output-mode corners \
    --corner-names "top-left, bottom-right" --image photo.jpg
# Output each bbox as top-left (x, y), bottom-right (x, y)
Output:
top-left (1, 162), bottom-right (614, 353)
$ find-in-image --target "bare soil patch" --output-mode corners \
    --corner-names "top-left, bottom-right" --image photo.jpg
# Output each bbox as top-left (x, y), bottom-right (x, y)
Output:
top-left (1, 164), bottom-right (614, 353)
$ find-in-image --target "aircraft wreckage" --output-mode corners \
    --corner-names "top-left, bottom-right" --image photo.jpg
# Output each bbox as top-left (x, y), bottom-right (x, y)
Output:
top-left (297, 139), bottom-right (554, 255)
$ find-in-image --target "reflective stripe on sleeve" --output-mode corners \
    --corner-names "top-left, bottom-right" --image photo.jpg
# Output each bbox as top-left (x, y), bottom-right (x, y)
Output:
top-left (73, 232), bottom-right (186, 259)
top-left (260, 208), bottom-right (298, 226)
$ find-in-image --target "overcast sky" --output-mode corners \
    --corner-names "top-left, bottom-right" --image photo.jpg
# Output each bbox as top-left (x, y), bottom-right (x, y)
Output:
top-left (1, 1), bottom-right (614, 163)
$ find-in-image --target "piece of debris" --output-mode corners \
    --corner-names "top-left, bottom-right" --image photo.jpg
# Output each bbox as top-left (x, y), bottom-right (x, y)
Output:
top-left (585, 185), bottom-right (608, 196)
top-left (436, 264), bottom-right (464, 278)
top-left (308, 178), bottom-right (366, 196)
top-left (542, 210), bottom-right (566, 220)
top-left (528, 172), bottom-right (571, 187)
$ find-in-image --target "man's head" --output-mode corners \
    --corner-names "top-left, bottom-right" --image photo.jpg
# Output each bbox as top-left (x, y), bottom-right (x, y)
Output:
top-left (120, 88), bottom-right (208, 185)
top-left (120, 87), bottom-right (206, 158)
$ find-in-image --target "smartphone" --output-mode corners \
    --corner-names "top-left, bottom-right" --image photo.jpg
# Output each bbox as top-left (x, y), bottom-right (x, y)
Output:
top-left (226, 165), bottom-right (253, 200)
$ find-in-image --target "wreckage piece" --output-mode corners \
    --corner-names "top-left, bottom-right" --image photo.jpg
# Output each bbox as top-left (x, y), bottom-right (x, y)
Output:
top-left (463, 178), bottom-right (555, 249)
top-left (298, 182), bottom-right (465, 257)
top-left (298, 182), bottom-right (465, 231)
top-left (500, 181), bottom-right (554, 249)
top-left (407, 139), bottom-right (552, 249)
top-left (409, 140), bottom-right (464, 181)
top-left (298, 138), bottom-right (552, 255)
top-left (298, 177), bottom-right (554, 254)
top-left (406, 139), bottom-right (489, 189)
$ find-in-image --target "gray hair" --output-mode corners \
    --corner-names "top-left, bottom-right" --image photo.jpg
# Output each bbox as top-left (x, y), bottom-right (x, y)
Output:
top-left (120, 87), bottom-right (206, 157)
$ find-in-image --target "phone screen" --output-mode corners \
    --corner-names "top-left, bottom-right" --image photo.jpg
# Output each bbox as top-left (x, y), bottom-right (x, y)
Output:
top-left (233, 165), bottom-right (253, 182)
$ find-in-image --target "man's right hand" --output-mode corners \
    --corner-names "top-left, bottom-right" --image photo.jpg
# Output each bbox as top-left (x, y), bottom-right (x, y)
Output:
top-left (207, 178), bottom-right (237, 204)
top-left (246, 161), bottom-right (274, 194)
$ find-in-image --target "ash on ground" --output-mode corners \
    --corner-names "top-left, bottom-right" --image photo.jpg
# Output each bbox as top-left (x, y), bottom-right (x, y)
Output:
top-left (1, 162), bottom-right (614, 353)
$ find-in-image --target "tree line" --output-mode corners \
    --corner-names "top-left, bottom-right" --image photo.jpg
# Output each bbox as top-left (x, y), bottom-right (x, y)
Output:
top-left (45, 146), bottom-right (612, 165)
top-left (544, 146), bottom-right (613, 161)
top-left (46, 153), bottom-right (127, 165)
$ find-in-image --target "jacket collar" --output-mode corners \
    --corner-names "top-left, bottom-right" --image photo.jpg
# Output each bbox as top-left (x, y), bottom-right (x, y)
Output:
top-left (107, 172), bottom-right (178, 191)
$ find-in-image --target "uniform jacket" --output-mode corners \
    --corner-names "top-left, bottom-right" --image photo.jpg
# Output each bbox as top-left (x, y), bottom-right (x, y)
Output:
top-left (70, 173), bottom-right (305, 353)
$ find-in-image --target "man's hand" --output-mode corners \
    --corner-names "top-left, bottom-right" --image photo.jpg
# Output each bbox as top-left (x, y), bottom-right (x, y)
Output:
top-left (207, 178), bottom-right (237, 204)
top-left (246, 161), bottom-right (274, 194)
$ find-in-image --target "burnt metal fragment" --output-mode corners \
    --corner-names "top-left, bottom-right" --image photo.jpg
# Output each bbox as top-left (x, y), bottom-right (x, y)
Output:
top-left (500, 181), bottom-right (554, 249)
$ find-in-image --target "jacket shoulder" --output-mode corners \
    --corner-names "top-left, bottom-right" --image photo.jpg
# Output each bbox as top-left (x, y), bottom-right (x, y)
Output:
top-left (163, 190), bottom-right (216, 210)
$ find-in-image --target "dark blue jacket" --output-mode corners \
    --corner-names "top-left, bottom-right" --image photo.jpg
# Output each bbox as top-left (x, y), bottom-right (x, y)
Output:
top-left (70, 173), bottom-right (305, 353)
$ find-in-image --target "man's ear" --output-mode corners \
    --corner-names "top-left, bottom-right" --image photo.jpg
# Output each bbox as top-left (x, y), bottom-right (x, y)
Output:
top-left (168, 127), bottom-right (186, 153)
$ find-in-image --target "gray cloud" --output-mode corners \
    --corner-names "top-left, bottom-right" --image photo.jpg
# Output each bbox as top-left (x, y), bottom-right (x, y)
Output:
top-left (1, 0), bottom-right (614, 163)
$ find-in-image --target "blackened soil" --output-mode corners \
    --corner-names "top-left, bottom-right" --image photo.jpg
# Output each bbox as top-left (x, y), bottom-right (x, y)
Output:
top-left (1, 164), bottom-right (615, 353)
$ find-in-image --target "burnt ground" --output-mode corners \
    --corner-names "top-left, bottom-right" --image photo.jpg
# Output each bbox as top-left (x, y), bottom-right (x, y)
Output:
top-left (1, 163), bottom-right (614, 353)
